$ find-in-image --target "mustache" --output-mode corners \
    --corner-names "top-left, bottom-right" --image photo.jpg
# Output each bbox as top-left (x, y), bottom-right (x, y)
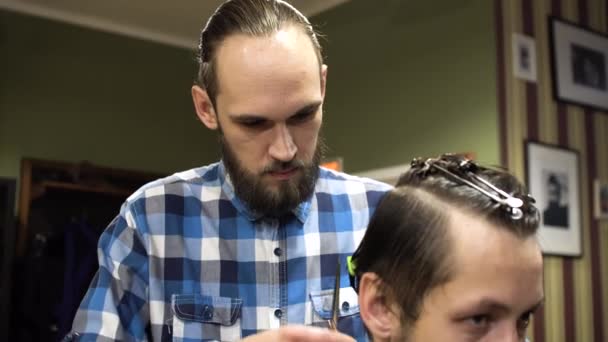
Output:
top-left (263, 159), bottom-right (307, 173)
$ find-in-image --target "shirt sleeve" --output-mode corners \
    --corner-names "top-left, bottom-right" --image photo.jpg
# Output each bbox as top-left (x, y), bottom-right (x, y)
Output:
top-left (65, 202), bottom-right (150, 341)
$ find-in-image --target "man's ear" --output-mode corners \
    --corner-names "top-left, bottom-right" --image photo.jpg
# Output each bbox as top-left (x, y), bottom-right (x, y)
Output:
top-left (358, 273), bottom-right (397, 341)
top-left (320, 64), bottom-right (328, 99)
top-left (192, 85), bottom-right (219, 130)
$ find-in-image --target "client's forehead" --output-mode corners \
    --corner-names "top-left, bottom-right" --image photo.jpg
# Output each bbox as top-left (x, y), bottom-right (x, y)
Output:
top-left (441, 209), bottom-right (543, 302)
top-left (447, 209), bottom-right (542, 275)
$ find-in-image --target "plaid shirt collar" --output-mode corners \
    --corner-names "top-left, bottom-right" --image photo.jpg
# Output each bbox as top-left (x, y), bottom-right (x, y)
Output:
top-left (218, 160), bottom-right (312, 224)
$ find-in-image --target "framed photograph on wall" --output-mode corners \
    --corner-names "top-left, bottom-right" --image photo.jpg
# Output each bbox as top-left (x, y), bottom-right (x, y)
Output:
top-left (525, 141), bottom-right (581, 256)
top-left (549, 17), bottom-right (608, 111)
top-left (594, 180), bottom-right (608, 219)
top-left (512, 33), bottom-right (537, 82)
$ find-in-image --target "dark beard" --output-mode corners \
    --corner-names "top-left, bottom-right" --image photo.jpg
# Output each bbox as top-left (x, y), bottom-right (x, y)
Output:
top-left (221, 135), bottom-right (325, 218)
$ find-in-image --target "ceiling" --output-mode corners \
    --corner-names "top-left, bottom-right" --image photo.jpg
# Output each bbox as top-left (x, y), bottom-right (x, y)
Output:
top-left (0, 0), bottom-right (350, 49)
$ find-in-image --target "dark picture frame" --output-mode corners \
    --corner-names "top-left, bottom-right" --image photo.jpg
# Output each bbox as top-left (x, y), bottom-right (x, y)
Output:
top-left (525, 141), bottom-right (582, 256)
top-left (512, 33), bottom-right (537, 82)
top-left (594, 179), bottom-right (608, 219)
top-left (549, 17), bottom-right (608, 112)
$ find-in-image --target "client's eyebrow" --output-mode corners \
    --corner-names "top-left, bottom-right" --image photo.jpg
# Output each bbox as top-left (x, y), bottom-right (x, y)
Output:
top-left (463, 297), bottom-right (545, 314)
top-left (472, 298), bottom-right (510, 313)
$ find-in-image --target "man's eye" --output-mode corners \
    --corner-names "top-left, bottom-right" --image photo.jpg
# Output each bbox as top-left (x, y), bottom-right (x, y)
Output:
top-left (240, 119), bottom-right (265, 128)
top-left (517, 311), bottom-right (532, 333)
top-left (469, 314), bottom-right (489, 327)
top-left (458, 313), bottom-right (492, 337)
top-left (289, 111), bottom-right (315, 124)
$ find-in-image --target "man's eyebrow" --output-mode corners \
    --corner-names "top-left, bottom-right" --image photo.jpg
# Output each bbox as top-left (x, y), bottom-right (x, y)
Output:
top-left (466, 297), bottom-right (545, 313)
top-left (288, 101), bottom-right (322, 118)
top-left (230, 113), bottom-right (266, 123)
top-left (229, 101), bottom-right (323, 122)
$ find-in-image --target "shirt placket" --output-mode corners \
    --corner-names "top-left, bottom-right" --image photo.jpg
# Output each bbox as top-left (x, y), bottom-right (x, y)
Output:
top-left (263, 218), bottom-right (285, 329)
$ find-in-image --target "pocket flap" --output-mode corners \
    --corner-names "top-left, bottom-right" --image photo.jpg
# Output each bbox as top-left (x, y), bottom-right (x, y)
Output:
top-left (309, 287), bottom-right (360, 320)
top-left (172, 294), bottom-right (243, 326)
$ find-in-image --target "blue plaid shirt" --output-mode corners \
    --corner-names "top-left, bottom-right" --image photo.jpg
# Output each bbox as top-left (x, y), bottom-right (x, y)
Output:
top-left (68, 161), bottom-right (391, 341)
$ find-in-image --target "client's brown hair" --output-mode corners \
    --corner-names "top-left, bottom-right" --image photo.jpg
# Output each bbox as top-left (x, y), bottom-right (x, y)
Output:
top-left (350, 154), bottom-right (539, 330)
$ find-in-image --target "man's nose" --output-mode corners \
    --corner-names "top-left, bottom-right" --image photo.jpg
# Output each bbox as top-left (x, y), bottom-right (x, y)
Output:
top-left (268, 124), bottom-right (297, 162)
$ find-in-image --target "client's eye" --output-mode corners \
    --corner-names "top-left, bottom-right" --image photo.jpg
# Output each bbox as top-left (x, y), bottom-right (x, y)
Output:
top-left (460, 314), bottom-right (491, 337)
top-left (469, 314), bottom-right (490, 327)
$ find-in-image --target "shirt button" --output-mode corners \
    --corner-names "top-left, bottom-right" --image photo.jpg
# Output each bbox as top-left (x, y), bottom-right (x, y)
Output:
top-left (274, 247), bottom-right (282, 257)
top-left (203, 305), bottom-right (214, 320)
top-left (341, 301), bottom-right (350, 311)
top-left (274, 309), bottom-right (283, 319)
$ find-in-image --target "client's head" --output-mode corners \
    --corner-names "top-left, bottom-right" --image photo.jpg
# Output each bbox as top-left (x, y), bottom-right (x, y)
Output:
top-left (350, 154), bottom-right (543, 342)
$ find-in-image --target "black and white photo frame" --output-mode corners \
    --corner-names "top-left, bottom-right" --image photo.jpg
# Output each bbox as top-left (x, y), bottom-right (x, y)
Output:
top-left (526, 141), bottom-right (582, 256)
top-left (549, 17), bottom-right (608, 111)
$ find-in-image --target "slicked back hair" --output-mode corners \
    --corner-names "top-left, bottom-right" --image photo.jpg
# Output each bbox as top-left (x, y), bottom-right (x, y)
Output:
top-left (196, 0), bottom-right (324, 107)
top-left (351, 155), bottom-right (540, 330)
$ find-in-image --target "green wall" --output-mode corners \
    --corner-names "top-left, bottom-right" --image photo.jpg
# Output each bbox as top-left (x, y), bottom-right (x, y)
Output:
top-left (313, 0), bottom-right (499, 172)
top-left (0, 10), bottom-right (219, 180)
top-left (1, 0), bottom-right (498, 183)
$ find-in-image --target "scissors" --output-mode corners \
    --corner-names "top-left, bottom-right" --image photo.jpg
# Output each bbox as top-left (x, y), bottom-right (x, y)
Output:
top-left (328, 260), bottom-right (341, 330)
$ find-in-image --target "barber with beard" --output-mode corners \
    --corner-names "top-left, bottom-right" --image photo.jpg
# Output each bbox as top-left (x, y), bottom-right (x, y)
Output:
top-left (65, 1), bottom-right (391, 341)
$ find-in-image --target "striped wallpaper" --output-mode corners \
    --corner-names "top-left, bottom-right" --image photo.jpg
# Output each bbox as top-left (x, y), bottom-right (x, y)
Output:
top-left (494, 0), bottom-right (608, 341)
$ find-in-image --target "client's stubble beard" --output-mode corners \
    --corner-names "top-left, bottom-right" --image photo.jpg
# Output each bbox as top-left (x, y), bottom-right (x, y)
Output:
top-left (221, 135), bottom-right (326, 218)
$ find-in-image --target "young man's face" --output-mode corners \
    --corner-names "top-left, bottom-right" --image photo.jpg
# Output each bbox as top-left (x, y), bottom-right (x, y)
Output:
top-left (193, 25), bottom-right (327, 216)
top-left (404, 210), bottom-right (544, 342)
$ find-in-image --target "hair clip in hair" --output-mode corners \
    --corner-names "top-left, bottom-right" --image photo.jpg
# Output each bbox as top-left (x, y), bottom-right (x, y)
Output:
top-left (457, 158), bottom-right (476, 172)
top-left (511, 194), bottom-right (536, 220)
top-left (431, 162), bottom-right (527, 220)
top-left (410, 158), bottom-right (431, 175)
top-left (510, 207), bottom-right (524, 220)
top-left (505, 196), bottom-right (523, 208)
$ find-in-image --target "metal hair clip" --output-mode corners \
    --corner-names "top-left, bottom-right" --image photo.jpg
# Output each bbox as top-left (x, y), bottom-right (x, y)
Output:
top-left (428, 159), bottom-right (527, 220)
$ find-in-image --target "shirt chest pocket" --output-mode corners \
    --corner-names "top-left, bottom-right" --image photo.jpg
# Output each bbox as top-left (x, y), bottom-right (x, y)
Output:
top-left (309, 287), bottom-right (367, 341)
top-left (171, 294), bottom-right (243, 342)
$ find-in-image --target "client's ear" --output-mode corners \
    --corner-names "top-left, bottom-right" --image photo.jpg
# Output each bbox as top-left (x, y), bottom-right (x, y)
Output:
top-left (358, 273), bottom-right (398, 341)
